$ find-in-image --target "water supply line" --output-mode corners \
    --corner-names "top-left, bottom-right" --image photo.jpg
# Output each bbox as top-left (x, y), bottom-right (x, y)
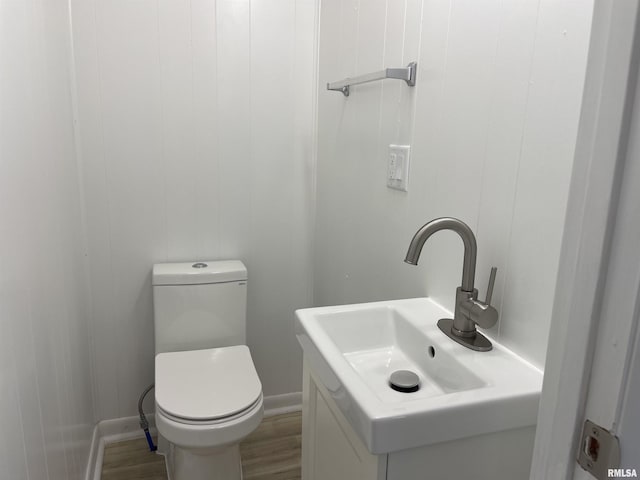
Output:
top-left (138, 384), bottom-right (157, 452)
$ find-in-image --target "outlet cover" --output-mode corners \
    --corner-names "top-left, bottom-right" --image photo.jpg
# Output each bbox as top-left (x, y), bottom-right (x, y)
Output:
top-left (387, 144), bottom-right (410, 191)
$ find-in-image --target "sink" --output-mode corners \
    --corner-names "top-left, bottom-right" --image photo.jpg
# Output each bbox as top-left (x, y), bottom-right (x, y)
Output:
top-left (316, 305), bottom-right (486, 401)
top-left (295, 297), bottom-right (543, 454)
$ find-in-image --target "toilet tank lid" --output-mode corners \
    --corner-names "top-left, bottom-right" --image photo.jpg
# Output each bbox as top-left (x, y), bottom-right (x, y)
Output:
top-left (152, 260), bottom-right (247, 286)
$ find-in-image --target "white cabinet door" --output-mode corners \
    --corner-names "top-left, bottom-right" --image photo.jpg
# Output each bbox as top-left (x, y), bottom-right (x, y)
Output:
top-left (301, 361), bottom-right (386, 480)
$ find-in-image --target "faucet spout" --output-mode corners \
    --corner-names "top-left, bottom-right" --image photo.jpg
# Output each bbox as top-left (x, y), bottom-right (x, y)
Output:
top-left (404, 217), bottom-right (477, 292)
top-left (404, 217), bottom-right (498, 351)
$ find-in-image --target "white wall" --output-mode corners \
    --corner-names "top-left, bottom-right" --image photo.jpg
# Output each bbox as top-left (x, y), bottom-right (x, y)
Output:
top-left (71, 0), bottom-right (317, 420)
top-left (0, 1), bottom-right (95, 479)
top-left (314, 0), bottom-right (593, 368)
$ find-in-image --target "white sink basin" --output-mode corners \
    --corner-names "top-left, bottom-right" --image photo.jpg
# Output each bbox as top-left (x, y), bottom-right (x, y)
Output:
top-left (318, 305), bottom-right (487, 401)
top-left (295, 298), bottom-right (543, 454)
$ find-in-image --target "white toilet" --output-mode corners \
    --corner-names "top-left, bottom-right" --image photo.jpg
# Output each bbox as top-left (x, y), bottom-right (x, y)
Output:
top-left (152, 260), bottom-right (263, 480)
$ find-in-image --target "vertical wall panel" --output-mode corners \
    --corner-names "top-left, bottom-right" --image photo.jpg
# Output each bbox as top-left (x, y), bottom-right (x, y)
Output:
top-left (69, 0), bottom-right (120, 420)
top-left (191, 0), bottom-right (220, 260)
top-left (216, 0), bottom-right (251, 260)
top-left (346, 0), bottom-right (389, 303)
top-left (0, 1), bottom-right (96, 479)
top-left (0, 317), bottom-right (29, 479)
top-left (99, 0), bottom-right (165, 420)
top-left (313, 0), bottom-right (359, 306)
top-left (291, 0), bottom-right (317, 308)
top-left (248, 0), bottom-right (306, 396)
top-left (158, 0), bottom-right (201, 260)
top-left (314, 0), bottom-right (594, 368)
top-left (474, 0), bottom-right (540, 339)
top-left (499, 0), bottom-right (595, 365)
top-left (417, 0), bottom-right (502, 311)
top-left (72, 0), bottom-right (317, 417)
top-left (1, 2), bottom-right (51, 475)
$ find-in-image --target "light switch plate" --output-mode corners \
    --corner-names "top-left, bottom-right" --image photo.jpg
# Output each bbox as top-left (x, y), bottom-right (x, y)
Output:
top-left (387, 144), bottom-right (410, 191)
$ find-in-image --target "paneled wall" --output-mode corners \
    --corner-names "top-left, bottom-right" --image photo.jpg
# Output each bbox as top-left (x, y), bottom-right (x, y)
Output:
top-left (0, 1), bottom-right (95, 479)
top-left (314, 0), bottom-right (593, 368)
top-left (71, 0), bottom-right (317, 420)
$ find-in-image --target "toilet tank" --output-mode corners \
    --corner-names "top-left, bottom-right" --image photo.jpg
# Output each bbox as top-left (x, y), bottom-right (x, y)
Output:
top-left (152, 260), bottom-right (248, 354)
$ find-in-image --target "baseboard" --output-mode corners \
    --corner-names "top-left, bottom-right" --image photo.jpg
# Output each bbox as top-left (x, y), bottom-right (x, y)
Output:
top-left (84, 424), bottom-right (100, 480)
top-left (86, 393), bottom-right (301, 480)
top-left (263, 392), bottom-right (302, 417)
top-left (91, 439), bottom-right (105, 480)
top-left (98, 414), bottom-right (157, 444)
top-left (86, 415), bottom-right (159, 480)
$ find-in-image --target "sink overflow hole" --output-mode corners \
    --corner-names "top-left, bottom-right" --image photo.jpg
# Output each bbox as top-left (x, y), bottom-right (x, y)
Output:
top-left (428, 346), bottom-right (435, 358)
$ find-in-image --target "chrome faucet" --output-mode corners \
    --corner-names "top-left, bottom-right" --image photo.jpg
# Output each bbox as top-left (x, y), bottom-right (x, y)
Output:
top-left (404, 217), bottom-right (498, 351)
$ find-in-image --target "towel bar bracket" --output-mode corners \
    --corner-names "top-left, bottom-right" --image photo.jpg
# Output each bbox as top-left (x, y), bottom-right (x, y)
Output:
top-left (327, 62), bottom-right (417, 97)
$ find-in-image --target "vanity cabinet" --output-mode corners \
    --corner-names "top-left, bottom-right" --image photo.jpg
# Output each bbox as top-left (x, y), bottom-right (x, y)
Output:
top-left (301, 361), bottom-right (386, 480)
top-left (301, 360), bottom-right (536, 480)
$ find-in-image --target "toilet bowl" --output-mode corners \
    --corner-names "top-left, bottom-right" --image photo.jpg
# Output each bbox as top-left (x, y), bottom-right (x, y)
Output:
top-left (155, 345), bottom-right (263, 479)
top-left (152, 260), bottom-right (261, 479)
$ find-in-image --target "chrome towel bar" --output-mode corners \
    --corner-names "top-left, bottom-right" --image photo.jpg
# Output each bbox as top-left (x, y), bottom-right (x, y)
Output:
top-left (327, 62), bottom-right (417, 97)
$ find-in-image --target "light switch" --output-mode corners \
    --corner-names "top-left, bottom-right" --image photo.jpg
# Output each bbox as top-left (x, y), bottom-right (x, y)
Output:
top-left (388, 153), bottom-right (397, 179)
top-left (387, 144), bottom-right (410, 191)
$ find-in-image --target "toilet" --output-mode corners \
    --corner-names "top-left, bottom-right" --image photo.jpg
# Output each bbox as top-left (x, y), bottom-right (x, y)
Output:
top-left (152, 260), bottom-right (263, 480)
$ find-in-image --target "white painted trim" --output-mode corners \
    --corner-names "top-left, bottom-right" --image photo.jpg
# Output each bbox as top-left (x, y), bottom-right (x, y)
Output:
top-left (575, 23), bottom-right (640, 472)
top-left (83, 424), bottom-right (100, 480)
top-left (530, 2), bottom-right (640, 478)
top-left (91, 439), bottom-right (105, 480)
top-left (98, 414), bottom-right (157, 444)
top-left (86, 415), bottom-right (159, 480)
top-left (264, 392), bottom-right (302, 417)
top-left (86, 394), bottom-right (301, 479)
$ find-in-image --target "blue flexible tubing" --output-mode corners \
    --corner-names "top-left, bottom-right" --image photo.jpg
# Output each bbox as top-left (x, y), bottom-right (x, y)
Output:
top-left (143, 428), bottom-right (157, 452)
top-left (138, 384), bottom-right (157, 452)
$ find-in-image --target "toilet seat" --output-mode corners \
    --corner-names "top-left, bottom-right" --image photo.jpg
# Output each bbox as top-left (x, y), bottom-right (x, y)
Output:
top-left (156, 345), bottom-right (262, 422)
top-left (156, 390), bottom-right (263, 450)
top-left (156, 395), bottom-right (263, 426)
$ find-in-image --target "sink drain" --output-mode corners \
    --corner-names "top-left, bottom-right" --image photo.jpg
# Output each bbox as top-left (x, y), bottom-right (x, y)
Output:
top-left (389, 370), bottom-right (420, 393)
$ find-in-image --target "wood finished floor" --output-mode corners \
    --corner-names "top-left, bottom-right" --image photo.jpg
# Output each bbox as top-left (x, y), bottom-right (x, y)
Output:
top-left (101, 412), bottom-right (301, 480)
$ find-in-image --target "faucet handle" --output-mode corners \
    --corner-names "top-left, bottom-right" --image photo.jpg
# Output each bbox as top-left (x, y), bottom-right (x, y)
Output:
top-left (485, 267), bottom-right (497, 304)
top-left (458, 267), bottom-right (499, 331)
